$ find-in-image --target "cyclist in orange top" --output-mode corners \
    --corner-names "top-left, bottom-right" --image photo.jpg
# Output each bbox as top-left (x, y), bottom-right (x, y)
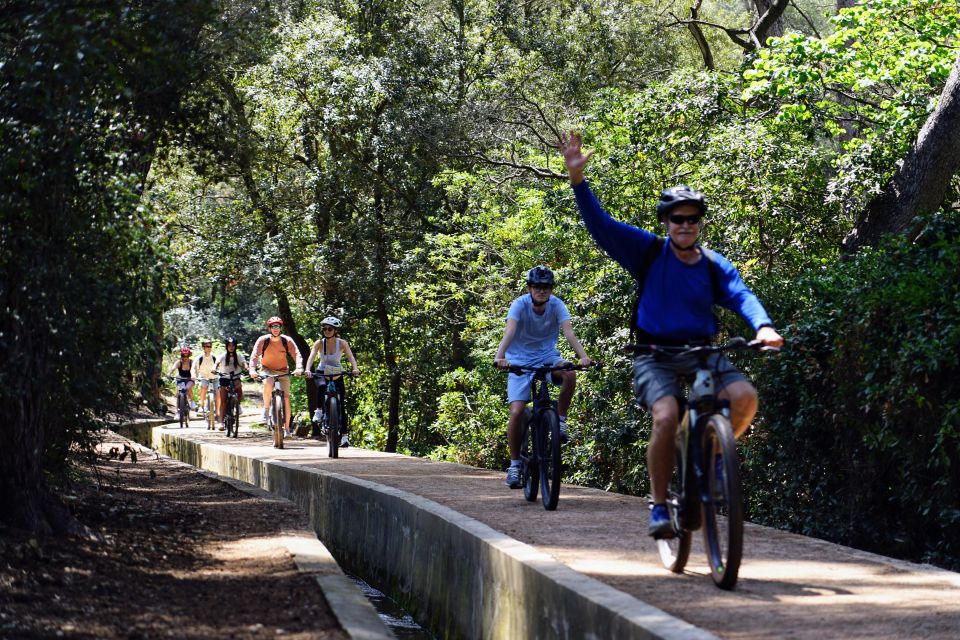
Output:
top-left (249, 316), bottom-right (303, 435)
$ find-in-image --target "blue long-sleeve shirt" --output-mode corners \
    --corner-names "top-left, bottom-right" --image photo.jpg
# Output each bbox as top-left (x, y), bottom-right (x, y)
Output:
top-left (573, 181), bottom-right (772, 340)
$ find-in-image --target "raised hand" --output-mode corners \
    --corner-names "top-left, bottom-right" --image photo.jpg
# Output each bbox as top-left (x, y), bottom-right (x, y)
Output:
top-left (557, 130), bottom-right (594, 185)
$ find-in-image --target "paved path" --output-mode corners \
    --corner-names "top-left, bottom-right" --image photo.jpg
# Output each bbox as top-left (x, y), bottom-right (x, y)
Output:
top-left (157, 413), bottom-right (960, 640)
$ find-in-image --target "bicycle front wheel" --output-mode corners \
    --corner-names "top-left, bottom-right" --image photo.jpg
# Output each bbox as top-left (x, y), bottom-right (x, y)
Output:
top-left (178, 391), bottom-right (189, 429)
top-left (657, 438), bottom-right (692, 573)
top-left (701, 413), bottom-right (743, 590)
top-left (326, 396), bottom-right (340, 459)
top-left (539, 409), bottom-right (562, 511)
top-left (206, 393), bottom-right (216, 430)
top-left (272, 394), bottom-right (285, 449)
top-left (520, 408), bottom-right (537, 503)
top-left (230, 395), bottom-right (240, 438)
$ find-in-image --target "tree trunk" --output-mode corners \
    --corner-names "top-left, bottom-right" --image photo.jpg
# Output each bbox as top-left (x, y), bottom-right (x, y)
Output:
top-left (844, 52), bottom-right (960, 253)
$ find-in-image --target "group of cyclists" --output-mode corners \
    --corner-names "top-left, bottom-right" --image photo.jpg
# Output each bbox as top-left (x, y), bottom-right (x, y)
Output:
top-left (168, 133), bottom-right (784, 540)
top-left (494, 133), bottom-right (784, 538)
top-left (169, 316), bottom-right (360, 446)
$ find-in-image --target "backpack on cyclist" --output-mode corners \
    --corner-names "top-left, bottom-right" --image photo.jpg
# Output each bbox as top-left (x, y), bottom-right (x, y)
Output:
top-left (256, 335), bottom-right (293, 366)
top-left (628, 237), bottom-right (724, 342)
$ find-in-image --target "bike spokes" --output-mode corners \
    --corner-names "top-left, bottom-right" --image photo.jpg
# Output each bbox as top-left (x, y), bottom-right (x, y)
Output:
top-left (701, 416), bottom-right (743, 590)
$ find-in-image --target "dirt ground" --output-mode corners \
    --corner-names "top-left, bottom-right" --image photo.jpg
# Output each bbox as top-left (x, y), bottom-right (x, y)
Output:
top-left (0, 430), bottom-right (348, 640)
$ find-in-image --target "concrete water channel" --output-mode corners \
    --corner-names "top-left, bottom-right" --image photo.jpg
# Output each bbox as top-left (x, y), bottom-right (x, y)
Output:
top-left (119, 416), bottom-right (960, 640)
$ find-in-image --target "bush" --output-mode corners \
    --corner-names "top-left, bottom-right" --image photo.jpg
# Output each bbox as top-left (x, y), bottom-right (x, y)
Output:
top-left (744, 211), bottom-right (960, 570)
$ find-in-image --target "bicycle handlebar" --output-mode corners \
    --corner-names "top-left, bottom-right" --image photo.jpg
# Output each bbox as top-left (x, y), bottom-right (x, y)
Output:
top-left (623, 337), bottom-right (780, 357)
top-left (502, 361), bottom-right (598, 375)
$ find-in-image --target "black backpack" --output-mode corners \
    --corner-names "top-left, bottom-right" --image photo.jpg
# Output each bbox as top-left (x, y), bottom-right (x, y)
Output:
top-left (628, 238), bottom-right (723, 342)
top-left (258, 335), bottom-right (292, 363)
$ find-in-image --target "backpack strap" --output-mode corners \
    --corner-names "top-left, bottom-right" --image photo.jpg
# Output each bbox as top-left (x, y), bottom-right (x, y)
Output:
top-left (628, 239), bottom-right (725, 342)
top-left (628, 237), bottom-right (665, 342)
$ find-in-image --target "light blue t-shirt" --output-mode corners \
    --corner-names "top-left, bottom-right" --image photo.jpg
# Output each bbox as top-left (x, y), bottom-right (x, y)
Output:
top-left (505, 294), bottom-right (572, 364)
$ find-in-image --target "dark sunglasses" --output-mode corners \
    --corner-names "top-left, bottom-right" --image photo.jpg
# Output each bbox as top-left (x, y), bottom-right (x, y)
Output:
top-left (322, 326), bottom-right (335, 332)
top-left (530, 284), bottom-right (553, 292)
top-left (269, 324), bottom-right (282, 329)
top-left (668, 213), bottom-right (702, 225)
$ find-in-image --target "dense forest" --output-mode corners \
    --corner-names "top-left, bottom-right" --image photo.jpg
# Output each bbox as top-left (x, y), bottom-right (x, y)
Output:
top-left (3, 0), bottom-right (959, 570)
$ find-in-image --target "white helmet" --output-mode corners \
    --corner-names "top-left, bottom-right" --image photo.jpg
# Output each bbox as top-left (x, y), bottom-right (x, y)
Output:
top-left (321, 316), bottom-right (342, 328)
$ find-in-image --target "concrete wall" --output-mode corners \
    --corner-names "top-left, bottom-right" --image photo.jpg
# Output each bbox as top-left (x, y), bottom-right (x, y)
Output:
top-left (153, 430), bottom-right (715, 640)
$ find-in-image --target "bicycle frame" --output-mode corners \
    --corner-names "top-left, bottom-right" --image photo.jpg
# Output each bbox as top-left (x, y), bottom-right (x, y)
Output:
top-left (259, 372), bottom-right (291, 449)
top-left (505, 362), bottom-right (591, 511)
top-left (626, 337), bottom-right (775, 590)
top-left (313, 371), bottom-right (351, 458)
top-left (219, 372), bottom-right (244, 438)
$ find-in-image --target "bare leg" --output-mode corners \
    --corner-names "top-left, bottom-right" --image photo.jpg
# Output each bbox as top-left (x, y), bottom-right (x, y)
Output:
top-left (648, 395), bottom-right (680, 503)
top-left (718, 381), bottom-right (759, 438)
top-left (506, 401), bottom-right (527, 459)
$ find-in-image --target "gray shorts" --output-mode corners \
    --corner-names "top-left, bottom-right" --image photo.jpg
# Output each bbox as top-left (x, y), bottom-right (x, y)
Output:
top-left (632, 352), bottom-right (747, 409)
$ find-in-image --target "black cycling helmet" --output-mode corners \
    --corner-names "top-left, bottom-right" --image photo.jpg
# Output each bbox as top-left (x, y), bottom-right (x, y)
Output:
top-left (656, 185), bottom-right (707, 221)
top-left (526, 265), bottom-right (555, 286)
top-left (225, 337), bottom-right (237, 347)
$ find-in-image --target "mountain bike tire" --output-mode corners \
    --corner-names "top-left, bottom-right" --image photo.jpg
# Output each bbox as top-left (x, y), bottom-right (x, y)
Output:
top-left (229, 395), bottom-right (240, 438)
top-left (205, 392), bottom-right (216, 430)
top-left (539, 409), bottom-right (562, 511)
top-left (520, 408), bottom-right (537, 502)
top-left (701, 413), bottom-right (743, 590)
top-left (657, 441), bottom-right (692, 572)
top-left (326, 396), bottom-right (340, 459)
top-left (272, 394), bottom-right (285, 449)
top-left (178, 391), bottom-right (189, 429)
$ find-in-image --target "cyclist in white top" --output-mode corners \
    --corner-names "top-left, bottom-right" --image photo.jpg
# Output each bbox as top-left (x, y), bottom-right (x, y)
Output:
top-left (215, 338), bottom-right (247, 429)
top-left (192, 339), bottom-right (219, 419)
top-left (305, 316), bottom-right (360, 447)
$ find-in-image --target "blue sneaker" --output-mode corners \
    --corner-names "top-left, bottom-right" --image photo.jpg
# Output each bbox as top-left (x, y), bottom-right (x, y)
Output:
top-left (505, 465), bottom-right (521, 489)
top-left (558, 416), bottom-right (570, 444)
top-left (648, 503), bottom-right (675, 539)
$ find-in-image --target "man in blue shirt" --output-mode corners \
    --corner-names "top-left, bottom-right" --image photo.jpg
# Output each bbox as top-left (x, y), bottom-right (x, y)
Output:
top-left (494, 266), bottom-right (593, 488)
top-left (559, 131), bottom-right (784, 538)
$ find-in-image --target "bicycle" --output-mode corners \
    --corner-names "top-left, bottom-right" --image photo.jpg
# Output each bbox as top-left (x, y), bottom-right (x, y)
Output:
top-left (624, 337), bottom-right (776, 590)
top-left (200, 377), bottom-right (219, 430)
top-left (219, 372), bottom-right (245, 438)
top-left (257, 372), bottom-right (293, 449)
top-left (504, 362), bottom-right (593, 511)
top-left (310, 369), bottom-right (354, 459)
top-left (166, 376), bottom-right (195, 429)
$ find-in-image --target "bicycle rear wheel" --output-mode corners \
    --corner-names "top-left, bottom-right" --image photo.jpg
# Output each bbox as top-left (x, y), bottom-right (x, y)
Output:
top-left (539, 409), bottom-right (562, 511)
top-left (178, 391), bottom-right (189, 429)
top-left (272, 393), bottom-right (285, 449)
top-left (520, 408), bottom-right (537, 502)
top-left (657, 439), bottom-right (692, 572)
top-left (701, 414), bottom-right (743, 590)
top-left (326, 396), bottom-right (340, 459)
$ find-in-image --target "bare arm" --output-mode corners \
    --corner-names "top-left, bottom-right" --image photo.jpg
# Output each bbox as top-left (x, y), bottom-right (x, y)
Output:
top-left (304, 340), bottom-right (321, 376)
top-left (494, 318), bottom-right (519, 368)
top-left (341, 340), bottom-right (360, 374)
top-left (560, 320), bottom-right (591, 366)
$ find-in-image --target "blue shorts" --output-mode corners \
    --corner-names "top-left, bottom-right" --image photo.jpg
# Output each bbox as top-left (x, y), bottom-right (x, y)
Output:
top-left (507, 356), bottom-right (567, 403)
top-left (632, 352), bottom-right (746, 409)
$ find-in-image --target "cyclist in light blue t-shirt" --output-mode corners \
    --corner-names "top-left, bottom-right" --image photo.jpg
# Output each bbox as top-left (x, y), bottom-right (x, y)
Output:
top-left (494, 265), bottom-right (592, 489)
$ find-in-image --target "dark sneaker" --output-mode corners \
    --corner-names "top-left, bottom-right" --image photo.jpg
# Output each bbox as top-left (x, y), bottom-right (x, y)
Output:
top-left (505, 466), bottom-right (521, 489)
top-left (648, 503), bottom-right (675, 539)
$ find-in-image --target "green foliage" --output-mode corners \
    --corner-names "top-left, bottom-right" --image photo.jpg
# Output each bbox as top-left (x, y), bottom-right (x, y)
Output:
top-left (0, 0), bottom-right (217, 530)
top-left (745, 211), bottom-right (960, 569)
top-left (743, 0), bottom-right (960, 216)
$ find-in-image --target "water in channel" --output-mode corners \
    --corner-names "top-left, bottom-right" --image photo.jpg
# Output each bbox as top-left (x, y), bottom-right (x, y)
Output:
top-left (348, 574), bottom-right (435, 639)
